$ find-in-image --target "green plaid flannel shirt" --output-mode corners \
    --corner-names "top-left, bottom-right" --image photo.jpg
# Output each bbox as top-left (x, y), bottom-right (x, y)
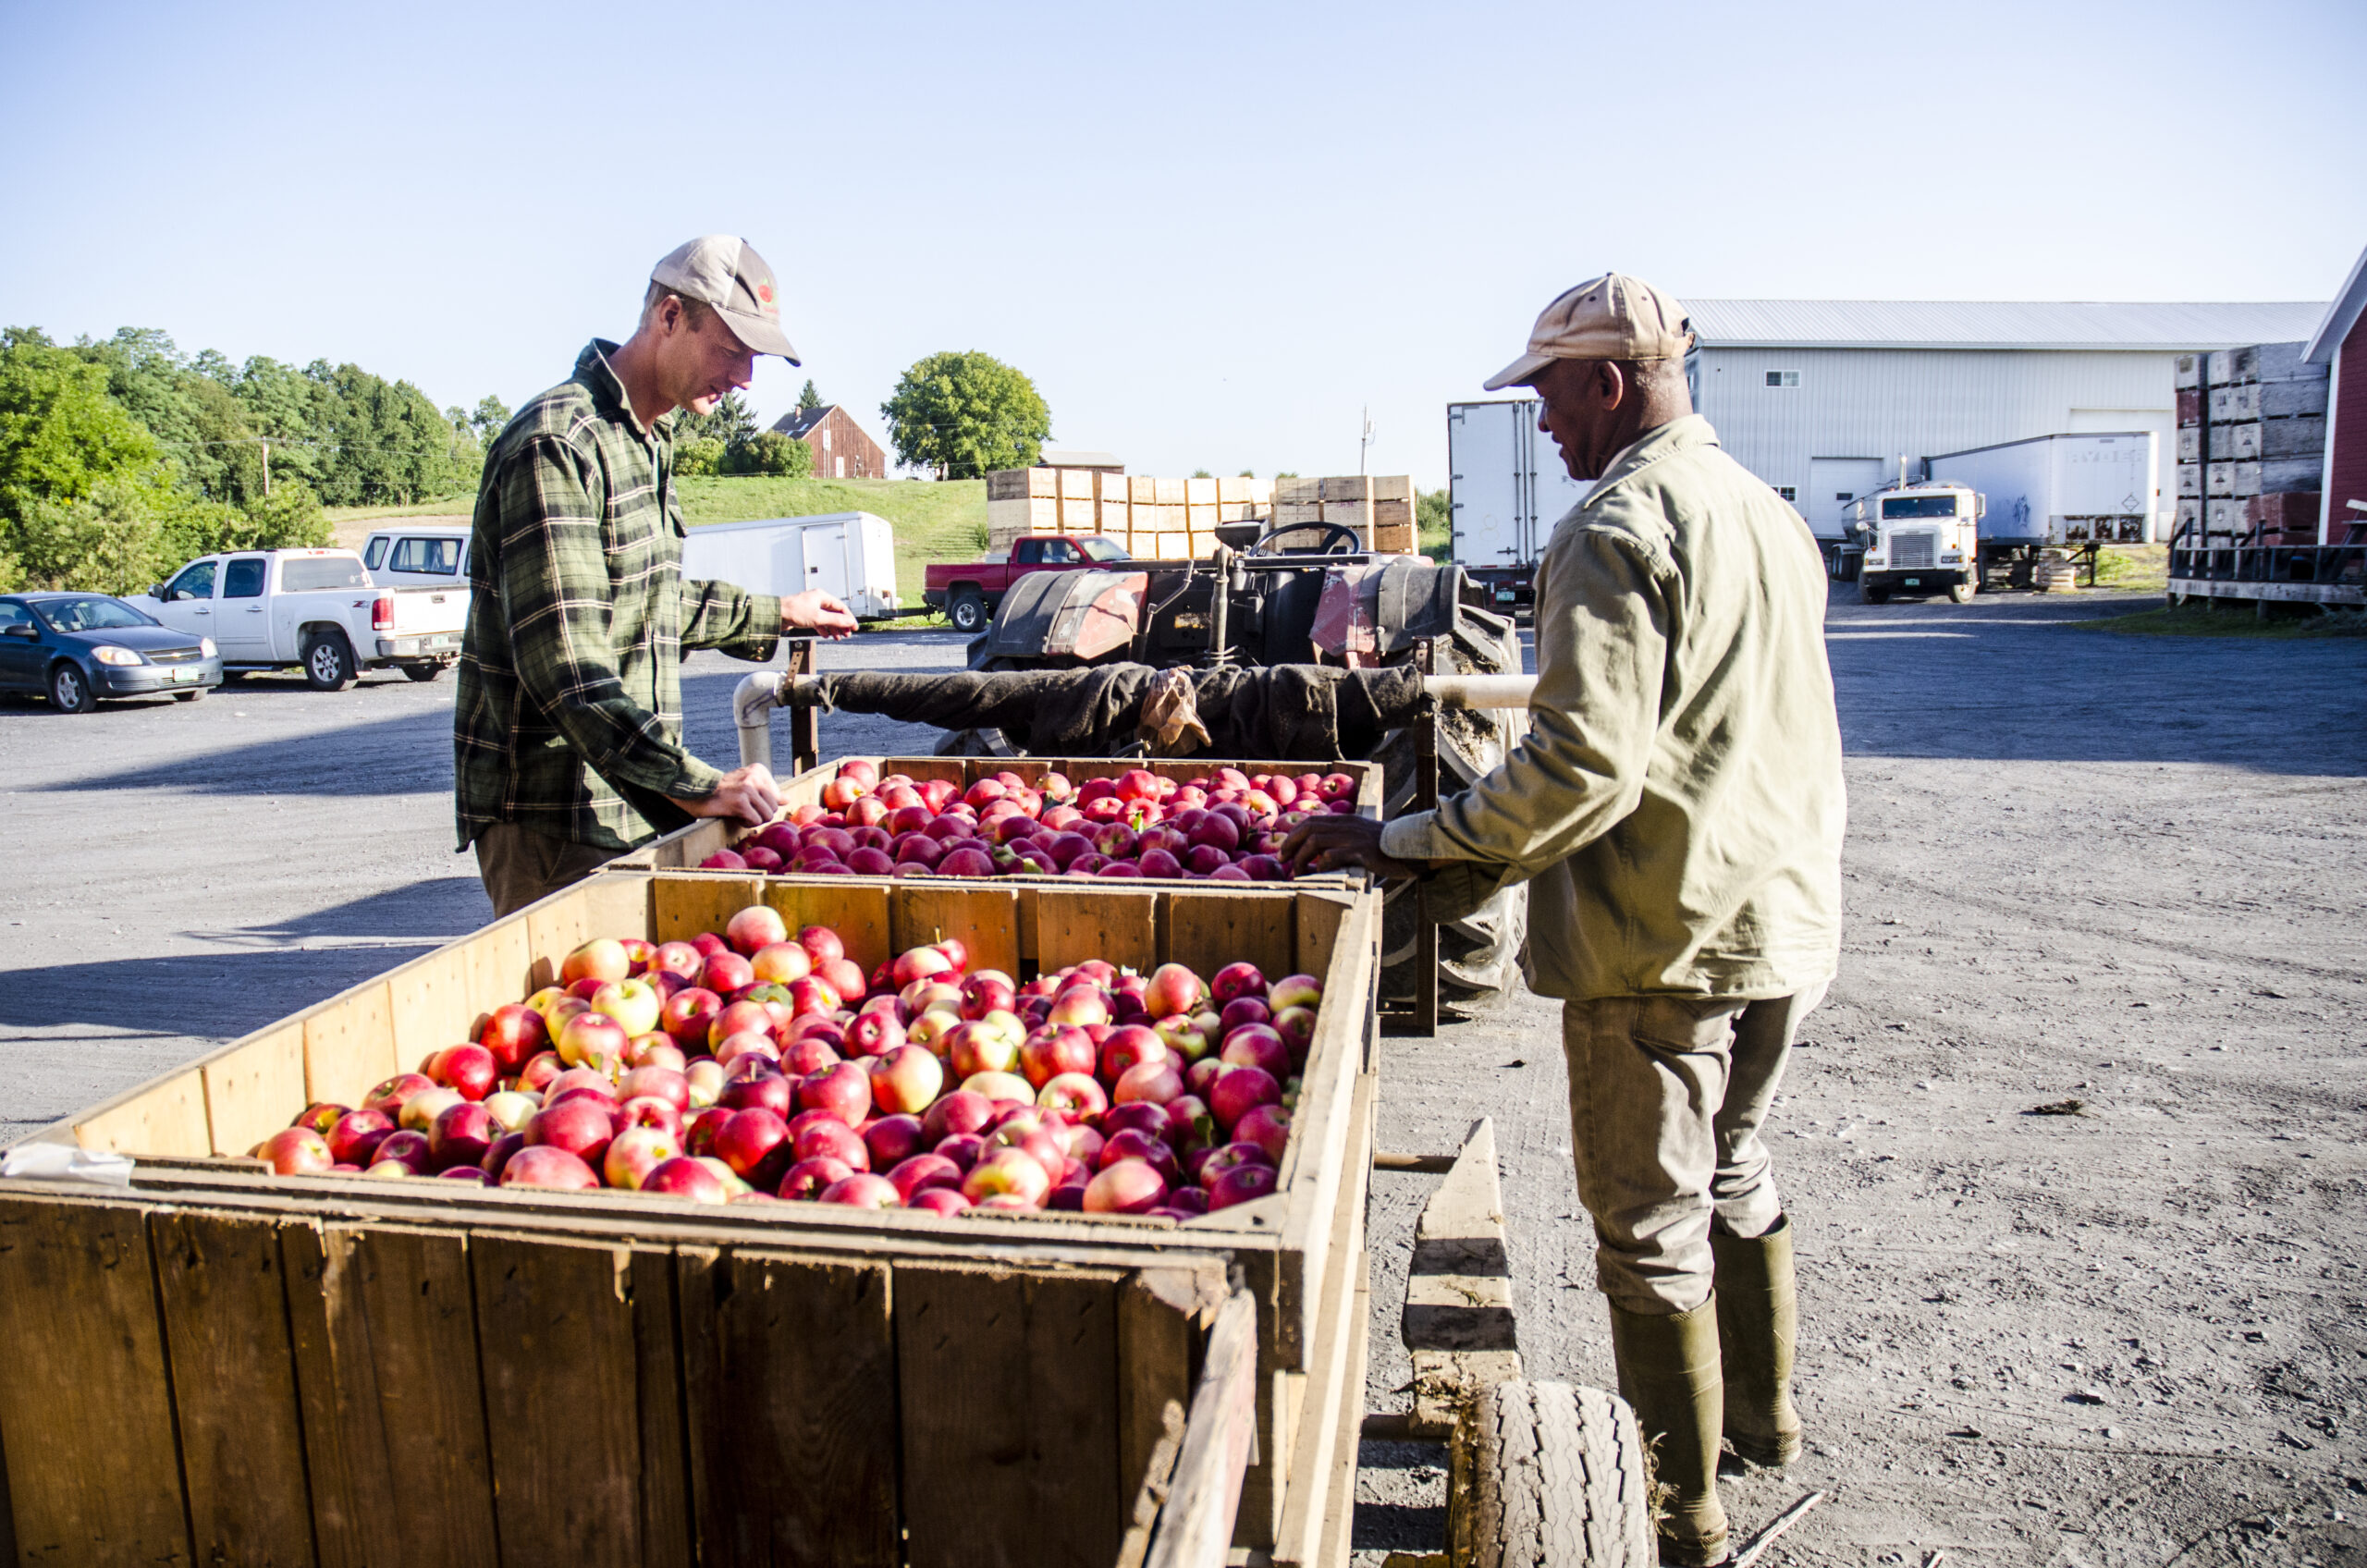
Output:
top-left (453, 341), bottom-right (781, 854)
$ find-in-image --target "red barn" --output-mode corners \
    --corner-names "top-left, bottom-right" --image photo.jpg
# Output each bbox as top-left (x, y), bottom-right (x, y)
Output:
top-left (2303, 242), bottom-right (2367, 545)
top-left (772, 404), bottom-right (890, 480)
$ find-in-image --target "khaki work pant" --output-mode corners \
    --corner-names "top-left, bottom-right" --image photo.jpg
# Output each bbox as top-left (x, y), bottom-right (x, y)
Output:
top-left (1560, 984), bottom-right (1828, 1317)
top-left (474, 823), bottom-right (619, 920)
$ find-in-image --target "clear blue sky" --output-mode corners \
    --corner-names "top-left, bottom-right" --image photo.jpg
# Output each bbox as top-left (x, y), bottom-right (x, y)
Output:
top-left (5, 0), bottom-right (2361, 488)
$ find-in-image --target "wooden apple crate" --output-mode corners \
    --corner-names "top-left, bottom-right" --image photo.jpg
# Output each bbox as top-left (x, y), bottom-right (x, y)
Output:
top-left (612, 753), bottom-right (1383, 882)
top-left (0, 871), bottom-right (1380, 1568)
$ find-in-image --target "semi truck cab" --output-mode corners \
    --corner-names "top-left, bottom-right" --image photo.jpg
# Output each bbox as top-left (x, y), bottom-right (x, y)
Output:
top-left (1850, 484), bottom-right (1984, 604)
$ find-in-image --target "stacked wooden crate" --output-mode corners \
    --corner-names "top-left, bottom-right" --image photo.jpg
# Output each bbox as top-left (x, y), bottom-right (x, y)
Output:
top-left (987, 468), bottom-right (1279, 558)
top-left (2197, 342), bottom-right (2329, 545)
top-left (1268, 475), bottom-right (1418, 554)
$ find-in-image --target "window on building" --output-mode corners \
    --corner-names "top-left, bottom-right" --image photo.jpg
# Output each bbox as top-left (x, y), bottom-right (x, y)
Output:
top-left (1764, 370), bottom-right (1799, 388)
top-left (1773, 485), bottom-right (1797, 503)
top-left (1835, 491), bottom-right (1854, 503)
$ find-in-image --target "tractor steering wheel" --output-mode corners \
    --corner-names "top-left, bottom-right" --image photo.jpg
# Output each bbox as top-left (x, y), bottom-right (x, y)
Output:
top-left (1250, 521), bottom-right (1363, 557)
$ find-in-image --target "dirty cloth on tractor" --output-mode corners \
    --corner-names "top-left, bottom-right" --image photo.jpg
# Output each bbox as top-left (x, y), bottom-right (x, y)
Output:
top-left (784, 664), bottom-right (1425, 760)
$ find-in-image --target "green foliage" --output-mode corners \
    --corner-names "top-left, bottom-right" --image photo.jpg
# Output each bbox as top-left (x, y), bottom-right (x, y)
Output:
top-left (880, 351), bottom-right (1050, 480)
top-left (229, 479), bottom-right (331, 551)
top-left (675, 389), bottom-right (758, 449)
top-left (675, 437), bottom-right (727, 477)
top-left (723, 430), bottom-right (813, 478)
top-left (471, 395), bottom-right (511, 447)
top-left (1238, 469), bottom-right (1256, 478)
top-left (1191, 468), bottom-right (1211, 479)
top-left (1417, 485), bottom-right (1453, 560)
top-left (797, 379), bottom-right (824, 412)
top-left (0, 339), bottom-right (166, 510)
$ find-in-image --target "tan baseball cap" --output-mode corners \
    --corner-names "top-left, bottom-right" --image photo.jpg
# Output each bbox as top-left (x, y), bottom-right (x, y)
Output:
top-left (1483, 273), bottom-right (1694, 391)
top-left (650, 235), bottom-right (800, 362)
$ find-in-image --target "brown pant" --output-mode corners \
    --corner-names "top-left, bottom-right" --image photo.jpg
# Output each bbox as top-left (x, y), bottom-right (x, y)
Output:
top-left (1561, 984), bottom-right (1828, 1316)
top-left (473, 823), bottom-right (618, 919)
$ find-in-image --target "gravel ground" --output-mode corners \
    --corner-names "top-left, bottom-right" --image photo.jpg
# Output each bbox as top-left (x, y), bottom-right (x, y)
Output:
top-left (2, 594), bottom-right (2361, 1567)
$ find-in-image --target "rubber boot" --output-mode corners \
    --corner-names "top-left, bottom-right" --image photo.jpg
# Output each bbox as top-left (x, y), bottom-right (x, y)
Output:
top-left (1711, 1216), bottom-right (1803, 1468)
top-left (1609, 1296), bottom-right (1729, 1566)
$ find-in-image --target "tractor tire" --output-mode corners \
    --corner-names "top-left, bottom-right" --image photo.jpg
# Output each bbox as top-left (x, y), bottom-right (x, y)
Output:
top-left (949, 588), bottom-right (990, 633)
top-left (302, 630), bottom-right (360, 692)
top-left (1453, 1380), bottom-right (1653, 1568)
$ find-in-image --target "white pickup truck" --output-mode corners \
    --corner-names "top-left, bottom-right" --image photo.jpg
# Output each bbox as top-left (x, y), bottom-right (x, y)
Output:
top-left (131, 548), bottom-right (469, 690)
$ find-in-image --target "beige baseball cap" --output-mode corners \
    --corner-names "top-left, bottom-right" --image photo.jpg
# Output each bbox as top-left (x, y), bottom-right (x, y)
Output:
top-left (1483, 273), bottom-right (1694, 391)
top-left (650, 235), bottom-right (800, 362)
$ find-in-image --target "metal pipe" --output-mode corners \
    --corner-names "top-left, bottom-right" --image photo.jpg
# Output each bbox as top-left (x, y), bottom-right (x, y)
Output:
top-left (732, 671), bottom-right (780, 768)
top-left (1422, 674), bottom-right (1535, 711)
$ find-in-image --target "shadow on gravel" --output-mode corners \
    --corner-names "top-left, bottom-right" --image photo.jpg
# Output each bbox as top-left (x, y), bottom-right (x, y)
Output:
top-left (0, 876), bottom-right (492, 1037)
top-left (23, 702), bottom-right (457, 796)
top-left (1827, 594), bottom-right (2367, 776)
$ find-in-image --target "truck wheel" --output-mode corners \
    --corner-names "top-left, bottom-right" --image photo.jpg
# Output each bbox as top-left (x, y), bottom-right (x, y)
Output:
top-left (1859, 582), bottom-right (1891, 605)
top-left (402, 661), bottom-right (446, 683)
top-left (48, 662), bottom-right (95, 715)
top-left (1453, 1380), bottom-right (1653, 1568)
top-left (302, 630), bottom-right (360, 692)
top-left (948, 588), bottom-right (989, 633)
top-left (1949, 578), bottom-right (1978, 604)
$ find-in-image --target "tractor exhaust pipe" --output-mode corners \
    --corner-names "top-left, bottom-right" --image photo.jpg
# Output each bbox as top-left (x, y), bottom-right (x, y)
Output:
top-left (1423, 674), bottom-right (1535, 711)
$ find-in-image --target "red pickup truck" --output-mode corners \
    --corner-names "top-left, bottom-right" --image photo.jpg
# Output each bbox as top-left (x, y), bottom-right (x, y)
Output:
top-left (923, 533), bottom-right (1134, 631)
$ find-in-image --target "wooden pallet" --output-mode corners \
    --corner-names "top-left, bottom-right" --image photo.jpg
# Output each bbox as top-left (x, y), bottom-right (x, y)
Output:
top-left (11, 872), bottom-right (1383, 1566)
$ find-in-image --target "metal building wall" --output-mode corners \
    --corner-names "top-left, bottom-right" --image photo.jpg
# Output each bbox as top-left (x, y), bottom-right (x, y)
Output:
top-left (1691, 346), bottom-right (2179, 533)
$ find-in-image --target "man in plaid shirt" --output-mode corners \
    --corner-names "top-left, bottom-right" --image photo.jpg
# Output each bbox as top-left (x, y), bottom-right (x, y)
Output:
top-left (456, 236), bottom-right (857, 916)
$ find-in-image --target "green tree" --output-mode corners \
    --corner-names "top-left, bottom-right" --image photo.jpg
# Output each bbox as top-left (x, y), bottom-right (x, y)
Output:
top-left (675, 389), bottom-right (758, 449)
top-left (675, 437), bottom-right (726, 477)
top-left (471, 395), bottom-right (512, 447)
top-left (0, 338), bottom-right (168, 512)
top-left (797, 379), bottom-right (823, 413)
top-left (880, 351), bottom-right (1050, 480)
top-left (1417, 486), bottom-right (1453, 561)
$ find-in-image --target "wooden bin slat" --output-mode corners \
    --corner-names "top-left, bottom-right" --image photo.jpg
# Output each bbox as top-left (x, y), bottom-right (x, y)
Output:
top-left (0, 1193), bottom-right (192, 1566)
top-left (678, 1245), bottom-right (901, 1568)
top-left (628, 1249), bottom-right (695, 1568)
top-left (893, 883), bottom-right (1024, 976)
top-left (471, 1233), bottom-right (649, 1567)
top-left (1033, 887), bottom-right (1159, 977)
top-left (302, 981), bottom-right (399, 1109)
top-left (894, 1263), bottom-right (1125, 1568)
top-left (201, 1021), bottom-right (308, 1158)
top-left (151, 1208), bottom-right (317, 1568)
top-left (73, 1066), bottom-right (209, 1158)
top-left (762, 879), bottom-right (893, 974)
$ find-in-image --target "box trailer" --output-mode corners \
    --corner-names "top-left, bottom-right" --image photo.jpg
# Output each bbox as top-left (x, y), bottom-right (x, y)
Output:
top-left (1925, 431), bottom-right (2164, 548)
top-left (681, 510), bottom-right (901, 620)
top-left (1445, 400), bottom-right (1590, 609)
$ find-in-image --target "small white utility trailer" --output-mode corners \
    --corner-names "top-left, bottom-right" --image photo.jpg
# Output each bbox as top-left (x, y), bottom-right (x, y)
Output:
top-left (680, 511), bottom-right (902, 620)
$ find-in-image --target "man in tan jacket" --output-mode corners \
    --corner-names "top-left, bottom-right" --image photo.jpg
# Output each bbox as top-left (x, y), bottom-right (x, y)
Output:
top-left (1286, 275), bottom-right (1845, 1565)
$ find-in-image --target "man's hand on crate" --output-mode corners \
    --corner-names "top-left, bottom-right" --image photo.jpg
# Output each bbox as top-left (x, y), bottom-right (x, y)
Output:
top-left (783, 590), bottom-right (858, 639)
top-left (669, 764), bottom-right (782, 827)
top-left (1282, 813), bottom-right (1425, 880)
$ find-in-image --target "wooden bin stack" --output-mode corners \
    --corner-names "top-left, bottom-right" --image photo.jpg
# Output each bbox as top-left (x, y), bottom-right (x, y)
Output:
top-left (2178, 342), bottom-right (2329, 545)
top-left (619, 753), bottom-right (1384, 878)
top-left (1269, 476), bottom-right (1417, 555)
top-left (5, 869), bottom-right (1381, 1567)
top-left (987, 468), bottom-right (1281, 559)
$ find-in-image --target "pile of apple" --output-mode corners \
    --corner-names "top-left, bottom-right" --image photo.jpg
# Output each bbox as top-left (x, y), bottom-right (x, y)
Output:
top-left (257, 904), bottom-right (1321, 1222)
top-left (694, 761), bottom-right (1360, 882)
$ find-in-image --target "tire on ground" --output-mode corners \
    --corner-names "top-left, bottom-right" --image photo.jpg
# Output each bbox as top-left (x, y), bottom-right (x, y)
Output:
top-left (1860, 582), bottom-right (1891, 605)
top-left (302, 629), bottom-right (360, 692)
top-left (402, 661), bottom-right (446, 682)
top-left (1454, 1379), bottom-right (1653, 1568)
top-left (948, 588), bottom-right (989, 633)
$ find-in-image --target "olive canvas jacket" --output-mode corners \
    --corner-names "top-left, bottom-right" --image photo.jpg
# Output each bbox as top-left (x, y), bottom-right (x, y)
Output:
top-left (1380, 414), bottom-right (1845, 1000)
top-left (453, 341), bottom-right (782, 854)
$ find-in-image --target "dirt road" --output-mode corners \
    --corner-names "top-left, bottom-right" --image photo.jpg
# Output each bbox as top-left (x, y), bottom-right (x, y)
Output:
top-left (1, 594), bottom-right (2361, 1566)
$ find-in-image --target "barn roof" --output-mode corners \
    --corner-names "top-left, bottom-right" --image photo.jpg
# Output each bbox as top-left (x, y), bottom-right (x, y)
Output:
top-left (770, 404), bottom-right (836, 438)
top-left (1686, 299), bottom-right (2327, 352)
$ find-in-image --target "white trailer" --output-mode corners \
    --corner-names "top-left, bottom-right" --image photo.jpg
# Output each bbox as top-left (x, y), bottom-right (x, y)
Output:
top-left (1446, 399), bottom-right (1591, 608)
top-left (1925, 431), bottom-right (2163, 547)
top-left (679, 511), bottom-right (901, 621)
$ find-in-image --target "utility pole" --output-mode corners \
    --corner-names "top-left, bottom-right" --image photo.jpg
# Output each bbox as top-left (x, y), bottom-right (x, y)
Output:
top-left (1359, 407), bottom-right (1375, 476)
top-left (262, 440), bottom-right (270, 497)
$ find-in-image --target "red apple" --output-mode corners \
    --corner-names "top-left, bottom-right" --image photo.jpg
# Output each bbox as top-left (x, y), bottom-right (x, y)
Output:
top-left (560, 937), bottom-right (630, 986)
top-left (960, 972), bottom-right (1018, 1020)
top-left (325, 1109), bottom-right (395, 1166)
top-left (922, 1090), bottom-right (995, 1144)
top-left (1141, 962), bottom-right (1204, 1019)
top-left (962, 1071), bottom-right (1034, 1106)
top-left (713, 1108), bottom-right (791, 1181)
top-left (778, 1156), bottom-right (853, 1200)
top-left (1210, 962), bottom-right (1267, 1003)
top-left (263, 1127), bottom-right (334, 1176)
top-left (750, 940), bottom-right (812, 985)
top-left (475, 1004), bottom-right (550, 1072)
top-left (1099, 1024), bottom-right (1168, 1081)
top-left (1036, 1072), bottom-right (1109, 1119)
top-left (428, 1101), bottom-right (497, 1171)
top-left (399, 1085), bottom-right (464, 1133)
top-left (1208, 1065), bottom-right (1281, 1130)
top-left (641, 1156), bottom-right (729, 1203)
top-left (366, 1129), bottom-right (434, 1176)
top-left (846, 1009), bottom-right (906, 1059)
top-left (866, 1045), bottom-right (944, 1117)
top-left (1272, 1006), bottom-right (1317, 1059)
top-left (1219, 1023), bottom-right (1292, 1080)
top-left (1085, 1160), bottom-right (1168, 1215)
top-left (520, 1051), bottom-right (565, 1092)
top-left (603, 1125), bottom-right (681, 1189)
top-left (1019, 1023), bottom-right (1096, 1087)
top-left (724, 904), bottom-right (789, 957)
top-left (657, 986), bottom-right (721, 1052)
top-left (884, 1152), bottom-right (963, 1202)
top-left (500, 1145), bottom-right (600, 1190)
top-left (1099, 1128), bottom-right (1183, 1184)
top-left (792, 1118), bottom-right (870, 1171)
top-left (908, 1188), bottom-right (971, 1217)
top-left (701, 951), bottom-right (755, 994)
top-left (1234, 1104), bottom-right (1293, 1163)
top-left (1208, 1161), bottom-right (1279, 1209)
top-left (797, 1061), bottom-right (872, 1125)
top-left (947, 1021), bottom-right (1021, 1080)
top-left (526, 1096), bottom-right (615, 1170)
top-left (618, 1065), bottom-right (690, 1113)
top-left (819, 1173), bottom-right (901, 1208)
top-left (718, 1072), bottom-right (793, 1120)
top-left (362, 1072), bottom-right (436, 1120)
top-left (558, 1011), bottom-right (630, 1072)
top-left (864, 1112), bottom-right (928, 1170)
top-left (962, 1145), bottom-right (1051, 1207)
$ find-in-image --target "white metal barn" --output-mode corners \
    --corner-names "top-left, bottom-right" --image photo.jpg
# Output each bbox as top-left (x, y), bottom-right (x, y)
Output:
top-left (1682, 300), bottom-right (2324, 541)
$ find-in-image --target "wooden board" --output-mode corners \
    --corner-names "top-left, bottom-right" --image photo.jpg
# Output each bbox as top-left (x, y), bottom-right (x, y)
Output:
top-left (0, 1194), bottom-right (192, 1566)
top-left (1031, 886), bottom-right (1159, 975)
top-left (893, 883), bottom-right (1023, 977)
top-left (202, 1021), bottom-right (310, 1158)
top-left (386, 944), bottom-right (477, 1070)
top-left (73, 1066), bottom-right (208, 1158)
top-left (302, 980), bottom-right (399, 1109)
top-left (894, 1263), bottom-right (1124, 1568)
top-left (151, 1207), bottom-right (317, 1567)
top-left (763, 877), bottom-right (893, 974)
top-left (1117, 1267), bottom-right (1223, 1523)
top-left (678, 1245), bottom-right (900, 1568)
top-left (1165, 889), bottom-right (1296, 983)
